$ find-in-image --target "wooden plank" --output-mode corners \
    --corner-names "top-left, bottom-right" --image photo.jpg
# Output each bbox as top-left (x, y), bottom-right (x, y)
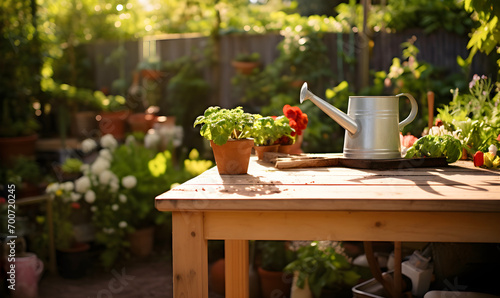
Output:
top-left (157, 182), bottom-right (500, 212)
top-left (225, 240), bottom-right (249, 298)
top-left (171, 212), bottom-right (208, 298)
top-left (265, 152), bottom-right (449, 170)
top-left (204, 211), bottom-right (500, 243)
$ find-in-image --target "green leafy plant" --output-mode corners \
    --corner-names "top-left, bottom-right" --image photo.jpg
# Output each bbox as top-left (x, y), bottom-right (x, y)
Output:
top-left (45, 181), bottom-right (88, 250)
top-left (436, 75), bottom-right (500, 155)
top-left (71, 133), bottom-right (213, 269)
top-left (193, 106), bottom-right (256, 146)
top-left (258, 241), bottom-right (294, 272)
top-left (234, 52), bottom-right (261, 63)
top-left (405, 134), bottom-right (463, 163)
top-left (250, 115), bottom-right (294, 146)
top-left (61, 158), bottom-right (83, 174)
top-left (284, 241), bottom-right (361, 298)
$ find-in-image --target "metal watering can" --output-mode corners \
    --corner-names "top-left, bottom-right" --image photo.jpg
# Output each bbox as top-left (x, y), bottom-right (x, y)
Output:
top-left (300, 83), bottom-right (418, 159)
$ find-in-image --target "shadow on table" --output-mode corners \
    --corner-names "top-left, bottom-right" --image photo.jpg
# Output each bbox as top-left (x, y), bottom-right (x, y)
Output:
top-left (218, 174), bottom-right (282, 197)
top-left (347, 164), bottom-right (497, 196)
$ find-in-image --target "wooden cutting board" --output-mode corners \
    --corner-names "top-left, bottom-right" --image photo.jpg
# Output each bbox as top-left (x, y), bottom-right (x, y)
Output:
top-left (262, 152), bottom-right (449, 170)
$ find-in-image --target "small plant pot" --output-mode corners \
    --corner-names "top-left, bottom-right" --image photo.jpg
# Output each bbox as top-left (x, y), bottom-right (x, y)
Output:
top-left (278, 135), bottom-right (303, 155)
top-left (56, 242), bottom-right (91, 279)
top-left (254, 144), bottom-right (280, 160)
top-left (128, 226), bottom-right (155, 258)
top-left (127, 113), bottom-right (157, 133)
top-left (257, 267), bottom-right (293, 298)
top-left (210, 139), bottom-right (254, 174)
top-left (231, 61), bottom-right (260, 75)
top-left (98, 110), bottom-right (129, 141)
top-left (209, 258), bottom-right (225, 295)
top-left (0, 134), bottom-right (38, 166)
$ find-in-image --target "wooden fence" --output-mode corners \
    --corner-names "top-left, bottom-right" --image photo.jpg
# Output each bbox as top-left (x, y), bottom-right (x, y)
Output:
top-left (84, 29), bottom-right (492, 110)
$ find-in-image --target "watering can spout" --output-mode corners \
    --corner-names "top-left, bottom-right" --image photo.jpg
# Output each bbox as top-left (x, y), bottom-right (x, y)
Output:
top-left (300, 82), bottom-right (359, 135)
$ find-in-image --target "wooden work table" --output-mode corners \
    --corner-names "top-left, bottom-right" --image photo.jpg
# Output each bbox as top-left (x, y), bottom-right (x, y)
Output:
top-left (155, 157), bottom-right (500, 298)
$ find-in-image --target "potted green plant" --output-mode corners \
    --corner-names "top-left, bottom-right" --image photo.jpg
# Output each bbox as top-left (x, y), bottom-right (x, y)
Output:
top-left (194, 106), bottom-right (256, 174)
top-left (257, 241), bottom-right (295, 298)
top-left (45, 181), bottom-right (92, 279)
top-left (5, 156), bottom-right (42, 198)
top-left (0, 0), bottom-right (41, 165)
top-left (95, 91), bottom-right (130, 141)
top-left (284, 241), bottom-right (362, 298)
top-left (251, 115), bottom-right (294, 160)
top-left (232, 52), bottom-right (261, 75)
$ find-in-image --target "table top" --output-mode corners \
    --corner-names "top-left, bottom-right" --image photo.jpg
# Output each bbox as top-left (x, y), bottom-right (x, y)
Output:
top-left (155, 157), bottom-right (500, 213)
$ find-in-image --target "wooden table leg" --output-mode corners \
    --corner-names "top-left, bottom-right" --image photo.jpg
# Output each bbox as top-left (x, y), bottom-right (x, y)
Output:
top-left (225, 239), bottom-right (249, 298)
top-left (393, 241), bottom-right (402, 298)
top-left (172, 212), bottom-right (208, 298)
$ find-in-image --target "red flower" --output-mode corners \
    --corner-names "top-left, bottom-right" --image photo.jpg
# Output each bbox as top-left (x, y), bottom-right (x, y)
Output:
top-left (497, 134), bottom-right (500, 142)
top-left (434, 119), bottom-right (443, 127)
top-left (71, 202), bottom-right (81, 209)
top-left (473, 151), bottom-right (484, 167)
top-left (0, 197), bottom-right (6, 204)
top-left (283, 105), bottom-right (297, 120)
top-left (289, 119), bottom-right (298, 136)
top-left (283, 105), bottom-right (308, 136)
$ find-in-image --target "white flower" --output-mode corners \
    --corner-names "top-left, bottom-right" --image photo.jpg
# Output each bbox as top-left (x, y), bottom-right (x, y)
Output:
top-left (109, 181), bottom-right (120, 193)
top-left (122, 175), bottom-right (137, 189)
top-left (90, 206), bottom-right (98, 212)
top-left (100, 134), bottom-right (118, 150)
top-left (46, 182), bottom-right (59, 194)
top-left (111, 204), bottom-right (119, 211)
top-left (75, 176), bottom-right (91, 193)
top-left (91, 157), bottom-right (110, 175)
top-left (80, 164), bottom-right (90, 175)
top-left (63, 181), bottom-right (74, 192)
top-left (119, 194), bottom-right (127, 203)
top-left (81, 138), bottom-right (98, 154)
top-left (118, 221), bottom-right (127, 229)
top-left (144, 132), bottom-right (160, 149)
top-left (99, 170), bottom-right (114, 185)
top-left (103, 227), bottom-right (115, 234)
top-left (489, 145), bottom-right (498, 156)
top-left (84, 190), bottom-right (96, 204)
top-left (70, 192), bottom-right (81, 202)
top-left (99, 149), bottom-right (113, 161)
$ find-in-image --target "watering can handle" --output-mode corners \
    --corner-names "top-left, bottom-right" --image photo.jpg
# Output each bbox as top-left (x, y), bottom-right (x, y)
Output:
top-left (36, 257), bottom-right (44, 280)
top-left (397, 93), bottom-right (418, 131)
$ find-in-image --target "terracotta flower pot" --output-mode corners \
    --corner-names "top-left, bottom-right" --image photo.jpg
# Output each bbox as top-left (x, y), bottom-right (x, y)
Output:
top-left (210, 139), bottom-right (254, 175)
top-left (71, 111), bottom-right (98, 139)
top-left (0, 134), bottom-right (38, 166)
top-left (209, 258), bottom-right (225, 295)
top-left (128, 226), bottom-right (155, 258)
top-left (98, 110), bottom-right (129, 141)
top-left (258, 267), bottom-right (293, 298)
top-left (254, 144), bottom-right (280, 160)
top-left (278, 135), bottom-right (303, 155)
top-left (56, 242), bottom-right (91, 279)
top-left (141, 69), bottom-right (163, 81)
top-left (127, 113), bottom-right (157, 133)
top-left (231, 60), bottom-right (260, 75)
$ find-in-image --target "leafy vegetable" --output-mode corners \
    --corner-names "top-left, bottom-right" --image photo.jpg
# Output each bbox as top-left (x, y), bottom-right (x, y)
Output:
top-left (250, 115), bottom-right (294, 146)
top-left (193, 106), bottom-right (255, 146)
top-left (284, 241), bottom-right (361, 298)
top-left (405, 134), bottom-right (463, 163)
